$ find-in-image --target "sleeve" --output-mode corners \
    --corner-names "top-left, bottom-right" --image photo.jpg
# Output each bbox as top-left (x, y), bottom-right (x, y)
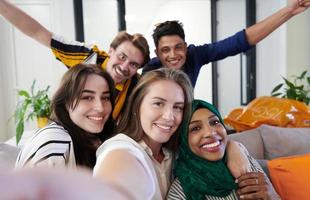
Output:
top-left (142, 58), bottom-right (162, 74)
top-left (15, 126), bottom-right (72, 168)
top-left (193, 29), bottom-right (252, 65)
top-left (50, 34), bottom-right (95, 68)
top-left (240, 143), bottom-right (276, 189)
top-left (167, 179), bottom-right (186, 200)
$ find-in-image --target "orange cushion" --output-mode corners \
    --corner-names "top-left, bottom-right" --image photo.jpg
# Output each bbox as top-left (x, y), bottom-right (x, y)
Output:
top-left (267, 154), bottom-right (310, 200)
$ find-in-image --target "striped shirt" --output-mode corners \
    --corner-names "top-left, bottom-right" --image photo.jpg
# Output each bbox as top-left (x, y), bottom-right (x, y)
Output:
top-left (50, 34), bottom-right (138, 120)
top-left (15, 122), bottom-right (76, 169)
top-left (167, 145), bottom-right (269, 200)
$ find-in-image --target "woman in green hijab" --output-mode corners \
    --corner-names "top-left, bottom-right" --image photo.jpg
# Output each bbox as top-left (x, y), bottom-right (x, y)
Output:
top-left (167, 99), bottom-right (280, 200)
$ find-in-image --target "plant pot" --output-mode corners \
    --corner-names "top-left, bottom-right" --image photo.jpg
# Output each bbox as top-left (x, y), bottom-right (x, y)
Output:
top-left (37, 117), bottom-right (49, 128)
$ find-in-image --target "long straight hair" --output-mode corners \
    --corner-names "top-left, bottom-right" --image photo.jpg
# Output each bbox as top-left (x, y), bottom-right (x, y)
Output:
top-left (50, 64), bottom-right (115, 168)
top-left (117, 68), bottom-right (193, 153)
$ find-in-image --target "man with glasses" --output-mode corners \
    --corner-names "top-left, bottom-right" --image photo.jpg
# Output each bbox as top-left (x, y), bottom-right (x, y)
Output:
top-left (0, 0), bottom-right (150, 120)
top-left (143, 0), bottom-right (310, 87)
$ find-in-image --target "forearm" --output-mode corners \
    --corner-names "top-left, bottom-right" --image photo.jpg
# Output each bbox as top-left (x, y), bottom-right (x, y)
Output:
top-left (0, 0), bottom-right (52, 47)
top-left (245, 6), bottom-right (294, 45)
top-left (226, 140), bottom-right (250, 178)
top-left (94, 149), bottom-right (153, 199)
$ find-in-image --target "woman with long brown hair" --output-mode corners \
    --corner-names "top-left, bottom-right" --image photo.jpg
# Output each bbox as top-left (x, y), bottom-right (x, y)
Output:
top-left (16, 64), bottom-right (115, 169)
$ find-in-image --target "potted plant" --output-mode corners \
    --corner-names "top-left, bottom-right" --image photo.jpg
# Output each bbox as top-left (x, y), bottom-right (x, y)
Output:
top-left (271, 70), bottom-right (310, 105)
top-left (14, 80), bottom-right (51, 144)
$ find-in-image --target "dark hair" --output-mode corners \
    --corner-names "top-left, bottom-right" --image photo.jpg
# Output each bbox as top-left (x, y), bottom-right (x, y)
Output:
top-left (50, 64), bottom-right (115, 168)
top-left (110, 31), bottom-right (150, 67)
top-left (117, 68), bottom-right (193, 153)
top-left (152, 20), bottom-right (185, 47)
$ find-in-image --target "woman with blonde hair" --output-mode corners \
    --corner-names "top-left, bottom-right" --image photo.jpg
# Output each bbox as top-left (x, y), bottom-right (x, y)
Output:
top-left (94, 68), bottom-right (251, 199)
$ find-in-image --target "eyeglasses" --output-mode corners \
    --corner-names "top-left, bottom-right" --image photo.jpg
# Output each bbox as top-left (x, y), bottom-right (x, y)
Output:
top-left (116, 52), bottom-right (141, 69)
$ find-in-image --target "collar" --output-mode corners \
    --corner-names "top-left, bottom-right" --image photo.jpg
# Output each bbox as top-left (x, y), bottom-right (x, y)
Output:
top-left (139, 140), bottom-right (172, 162)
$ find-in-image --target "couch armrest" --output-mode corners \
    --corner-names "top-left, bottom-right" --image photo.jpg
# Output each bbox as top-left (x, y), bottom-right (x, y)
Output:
top-left (0, 143), bottom-right (20, 170)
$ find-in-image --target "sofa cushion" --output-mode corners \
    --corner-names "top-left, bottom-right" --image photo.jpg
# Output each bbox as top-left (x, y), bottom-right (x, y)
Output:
top-left (228, 128), bottom-right (264, 159)
top-left (260, 125), bottom-right (310, 159)
top-left (0, 143), bottom-right (20, 170)
top-left (267, 153), bottom-right (310, 200)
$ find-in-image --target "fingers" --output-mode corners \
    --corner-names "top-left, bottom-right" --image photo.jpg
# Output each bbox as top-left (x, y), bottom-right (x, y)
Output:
top-left (239, 190), bottom-right (267, 200)
top-left (236, 172), bottom-right (263, 184)
top-left (237, 172), bottom-right (268, 200)
top-left (298, 0), bottom-right (310, 7)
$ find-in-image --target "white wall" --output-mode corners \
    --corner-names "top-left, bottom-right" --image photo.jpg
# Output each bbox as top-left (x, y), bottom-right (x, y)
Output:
top-left (256, 0), bottom-right (287, 97)
top-left (83, 0), bottom-right (118, 50)
top-left (0, 0), bottom-right (75, 141)
top-left (287, 10), bottom-right (310, 77)
top-left (216, 0), bottom-right (246, 115)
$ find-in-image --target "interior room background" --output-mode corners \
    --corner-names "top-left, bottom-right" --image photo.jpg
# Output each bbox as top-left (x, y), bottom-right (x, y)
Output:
top-left (0, 0), bottom-right (309, 141)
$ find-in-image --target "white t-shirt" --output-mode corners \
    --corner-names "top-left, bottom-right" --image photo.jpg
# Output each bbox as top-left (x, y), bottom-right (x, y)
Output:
top-left (94, 133), bottom-right (172, 200)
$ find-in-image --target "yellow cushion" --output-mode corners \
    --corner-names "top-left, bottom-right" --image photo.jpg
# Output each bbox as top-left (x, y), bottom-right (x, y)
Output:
top-left (267, 154), bottom-right (310, 200)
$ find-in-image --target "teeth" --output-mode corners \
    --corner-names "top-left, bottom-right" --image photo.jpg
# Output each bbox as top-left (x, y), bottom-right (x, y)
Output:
top-left (88, 116), bottom-right (103, 121)
top-left (202, 141), bottom-right (220, 149)
top-left (168, 60), bottom-right (179, 64)
top-left (156, 124), bottom-right (171, 130)
top-left (115, 68), bottom-right (124, 77)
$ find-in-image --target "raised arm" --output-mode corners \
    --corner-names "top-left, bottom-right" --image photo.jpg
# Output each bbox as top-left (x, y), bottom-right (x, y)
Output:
top-left (246, 0), bottom-right (310, 45)
top-left (93, 149), bottom-right (155, 199)
top-left (0, 0), bottom-right (52, 47)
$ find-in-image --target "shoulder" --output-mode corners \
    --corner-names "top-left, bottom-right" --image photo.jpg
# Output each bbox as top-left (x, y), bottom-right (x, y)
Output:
top-left (16, 123), bottom-right (73, 168)
top-left (93, 134), bottom-right (158, 198)
top-left (143, 58), bottom-right (161, 73)
top-left (96, 134), bottom-right (145, 160)
top-left (31, 123), bottom-right (72, 142)
top-left (95, 133), bottom-right (156, 178)
top-left (167, 178), bottom-right (186, 200)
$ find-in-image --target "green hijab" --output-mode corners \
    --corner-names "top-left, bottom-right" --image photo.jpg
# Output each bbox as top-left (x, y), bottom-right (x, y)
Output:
top-left (174, 99), bottom-right (237, 200)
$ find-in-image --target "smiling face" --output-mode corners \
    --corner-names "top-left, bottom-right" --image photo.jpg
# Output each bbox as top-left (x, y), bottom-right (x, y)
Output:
top-left (139, 80), bottom-right (185, 149)
top-left (155, 35), bottom-right (187, 70)
top-left (188, 108), bottom-right (228, 161)
top-left (106, 41), bottom-right (144, 84)
top-left (68, 74), bottom-right (112, 133)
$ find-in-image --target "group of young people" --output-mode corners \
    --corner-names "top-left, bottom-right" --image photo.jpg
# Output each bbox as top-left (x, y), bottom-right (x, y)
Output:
top-left (1, 0), bottom-right (310, 199)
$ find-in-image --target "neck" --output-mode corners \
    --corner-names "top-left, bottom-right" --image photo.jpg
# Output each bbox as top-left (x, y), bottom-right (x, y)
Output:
top-left (143, 136), bottom-right (163, 163)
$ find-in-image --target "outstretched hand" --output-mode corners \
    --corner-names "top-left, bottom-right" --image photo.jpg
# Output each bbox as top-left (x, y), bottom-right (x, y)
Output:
top-left (288, 0), bottom-right (310, 15)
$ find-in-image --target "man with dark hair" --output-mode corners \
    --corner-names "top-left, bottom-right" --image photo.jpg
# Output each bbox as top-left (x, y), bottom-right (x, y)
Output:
top-left (0, 0), bottom-right (150, 120)
top-left (143, 0), bottom-right (310, 87)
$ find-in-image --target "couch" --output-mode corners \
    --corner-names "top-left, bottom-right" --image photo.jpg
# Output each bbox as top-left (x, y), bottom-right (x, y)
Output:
top-left (0, 131), bottom-right (33, 170)
top-left (228, 124), bottom-right (310, 177)
top-left (2, 125), bottom-right (310, 171)
top-left (0, 143), bottom-right (19, 170)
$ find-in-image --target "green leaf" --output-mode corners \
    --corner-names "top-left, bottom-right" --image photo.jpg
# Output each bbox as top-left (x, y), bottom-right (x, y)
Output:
top-left (16, 120), bottom-right (24, 145)
top-left (271, 83), bottom-right (283, 94)
top-left (13, 80), bottom-right (51, 143)
top-left (18, 90), bottom-right (30, 98)
top-left (286, 89), bottom-right (297, 100)
top-left (299, 70), bottom-right (307, 79)
top-left (283, 77), bottom-right (295, 89)
top-left (271, 92), bottom-right (282, 97)
top-left (295, 85), bottom-right (304, 90)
